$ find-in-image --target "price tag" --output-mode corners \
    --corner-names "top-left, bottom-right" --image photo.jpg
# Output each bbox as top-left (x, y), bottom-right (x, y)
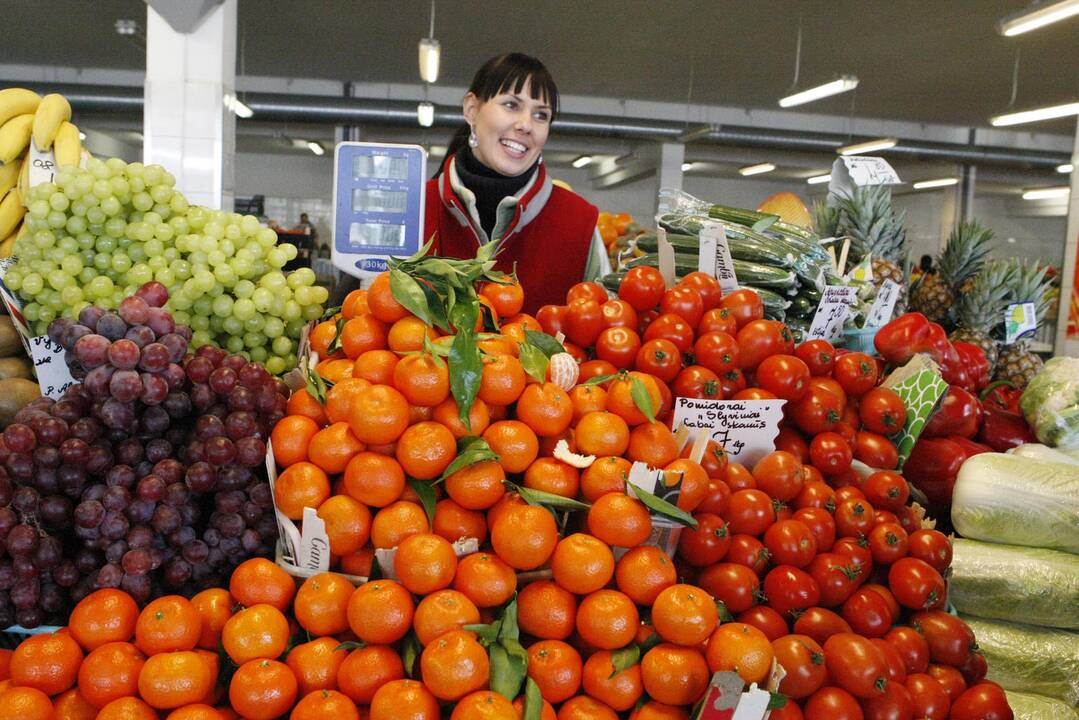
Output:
top-left (28, 145), bottom-right (58, 188)
top-left (1004, 302), bottom-right (1037, 344)
top-left (29, 336), bottom-right (76, 399)
top-left (846, 254), bottom-right (874, 283)
top-left (829, 156), bottom-right (902, 195)
top-left (698, 223), bottom-right (739, 295)
top-left (656, 226), bottom-right (677, 289)
top-left (671, 398), bottom-right (786, 467)
top-left (807, 285), bottom-right (859, 342)
top-left (866, 279), bottom-right (901, 328)
top-left (0, 258), bottom-right (32, 354)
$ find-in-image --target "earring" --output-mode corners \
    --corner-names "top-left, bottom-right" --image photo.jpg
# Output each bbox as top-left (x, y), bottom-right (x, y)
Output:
top-left (468, 128), bottom-right (478, 148)
top-left (537, 154), bottom-right (543, 165)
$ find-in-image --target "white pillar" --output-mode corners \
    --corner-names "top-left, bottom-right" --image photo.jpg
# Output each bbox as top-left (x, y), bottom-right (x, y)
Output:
top-left (1054, 118), bottom-right (1079, 356)
top-left (143, 0), bottom-right (237, 210)
top-left (655, 142), bottom-right (685, 213)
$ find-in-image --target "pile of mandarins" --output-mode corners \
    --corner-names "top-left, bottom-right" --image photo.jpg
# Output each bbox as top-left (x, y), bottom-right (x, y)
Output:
top-left (0, 267), bottom-right (1010, 720)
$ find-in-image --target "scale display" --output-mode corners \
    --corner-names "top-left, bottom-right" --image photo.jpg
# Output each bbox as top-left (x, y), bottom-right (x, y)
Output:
top-left (332, 142), bottom-right (426, 281)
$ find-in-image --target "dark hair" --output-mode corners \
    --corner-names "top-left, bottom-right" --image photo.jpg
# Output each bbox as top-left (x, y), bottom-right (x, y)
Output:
top-left (919, 254), bottom-right (933, 272)
top-left (436, 53), bottom-right (559, 177)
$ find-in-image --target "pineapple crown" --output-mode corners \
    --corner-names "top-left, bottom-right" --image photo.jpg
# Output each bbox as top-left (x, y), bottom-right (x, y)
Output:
top-left (937, 220), bottom-right (994, 288)
top-left (813, 199), bottom-right (840, 238)
top-left (955, 259), bottom-right (1016, 337)
top-left (827, 185), bottom-right (909, 265)
top-left (1002, 258), bottom-right (1054, 324)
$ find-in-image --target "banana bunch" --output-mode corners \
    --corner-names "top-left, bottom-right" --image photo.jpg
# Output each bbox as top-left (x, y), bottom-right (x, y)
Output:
top-left (0, 88), bottom-right (87, 258)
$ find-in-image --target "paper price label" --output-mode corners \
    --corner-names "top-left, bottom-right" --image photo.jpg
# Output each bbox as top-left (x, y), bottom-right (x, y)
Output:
top-left (1004, 302), bottom-right (1037, 345)
top-left (866, 279), bottom-right (901, 328)
top-left (846, 254), bottom-right (874, 283)
top-left (698, 223), bottom-right (739, 294)
top-left (29, 336), bottom-right (76, 399)
top-left (656, 226), bottom-right (677, 289)
top-left (672, 398), bottom-right (786, 466)
top-left (0, 258), bottom-right (31, 354)
top-left (28, 145), bottom-right (58, 189)
top-left (807, 285), bottom-right (859, 342)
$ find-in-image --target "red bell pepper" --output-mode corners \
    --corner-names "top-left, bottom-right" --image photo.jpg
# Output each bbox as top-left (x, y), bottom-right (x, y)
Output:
top-left (904, 436), bottom-right (966, 508)
top-left (981, 380), bottom-right (1022, 415)
top-left (948, 434), bottom-right (993, 458)
top-left (875, 313), bottom-right (933, 364)
top-left (923, 386), bottom-right (983, 439)
top-left (953, 342), bottom-right (990, 392)
top-left (978, 404), bottom-right (1036, 451)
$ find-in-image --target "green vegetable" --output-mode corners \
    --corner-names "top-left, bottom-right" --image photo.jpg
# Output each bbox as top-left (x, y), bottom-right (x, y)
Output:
top-left (962, 615), bottom-right (1079, 705)
top-left (949, 539), bottom-right (1079, 629)
top-left (952, 453), bottom-right (1079, 554)
top-left (1021, 357), bottom-right (1079, 448)
top-left (641, 227), bottom-right (797, 268)
top-left (1005, 691), bottom-right (1079, 720)
top-left (623, 253), bottom-right (797, 289)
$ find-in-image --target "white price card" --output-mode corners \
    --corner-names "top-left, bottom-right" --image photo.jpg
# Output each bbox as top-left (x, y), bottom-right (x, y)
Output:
top-left (1004, 302), bottom-right (1037, 345)
top-left (866, 279), bottom-right (901, 328)
top-left (807, 285), bottom-right (859, 342)
top-left (656, 226), bottom-right (677, 289)
top-left (671, 398), bottom-right (786, 466)
top-left (698, 223), bottom-right (739, 294)
top-left (29, 336), bottom-right (76, 399)
top-left (28, 145), bottom-right (58, 188)
top-left (829, 156), bottom-right (902, 196)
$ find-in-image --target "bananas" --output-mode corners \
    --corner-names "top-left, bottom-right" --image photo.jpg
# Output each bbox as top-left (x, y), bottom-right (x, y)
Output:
top-left (0, 161), bottom-right (16, 198)
top-left (53, 121), bottom-right (82, 167)
top-left (32, 93), bottom-right (71, 151)
top-left (0, 188), bottom-right (25, 239)
top-left (0, 88), bottom-right (41, 128)
top-left (0, 114), bottom-right (33, 166)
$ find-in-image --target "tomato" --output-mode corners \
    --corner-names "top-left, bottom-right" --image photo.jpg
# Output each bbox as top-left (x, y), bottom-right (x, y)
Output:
top-left (698, 306), bottom-right (739, 336)
top-left (859, 388), bottom-right (907, 436)
top-left (764, 519), bottom-right (818, 568)
top-left (833, 486), bottom-right (866, 504)
top-left (765, 565), bottom-right (821, 618)
top-left (696, 562), bottom-right (760, 614)
top-left (949, 682), bottom-right (1012, 720)
top-left (599, 298), bottom-right (638, 330)
top-left (676, 512), bottom-right (730, 567)
top-left (834, 497), bottom-right (875, 538)
top-left (788, 386), bottom-right (844, 435)
top-left (567, 281), bottom-right (608, 304)
top-left (633, 338), bottom-right (681, 383)
top-left (855, 431), bottom-right (899, 470)
top-left (726, 533), bottom-right (771, 575)
top-left (912, 612), bottom-right (975, 667)
top-left (775, 426), bottom-right (810, 463)
top-left (794, 607), bottom-right (853, 645)
top-left (720, 288), bottom-right (764, 329)
top-left (804, 686), bottom-right (863, 720)
top-left (834, 352), bottom-right (879, 396)
top-left (619, 266), bottom-right (666, 311)
top-left (861, 681), bottom-right (913, 720)
top-left (802, 463), bottom-right (825, 486)
top-left (864, 584), bottom-right (901, 625)
top-left (693, 440), bottom-right (729, 479)
top-left (840, 587), bottom-right (894, 639)
top-left (737, 605), bottom-right (790, 642)
top-left (724, 489), bottom-right (777, 536)
top-left (823, 632), bottom-right (889, 699)
top-left (725, 463), bottom-right (755, 491)
top-left (753, 450), bottom-right (804, 502)
top-left (735, 387), bottom-right (778, 400)
top-left (796, 339), bottom-right (836, 376)
top-left (578, 359), bottom-right (617, 385)
top-left (643, 312), bottom-right (695, 352)
top-left (536, 304), bottom-right (568, 335)
top-left (860, 471), bottom-right (909, 513)
top-left (874, 510), bottom-right (898, 526)
top-left (595, 326), bottom-right (642, 369)
top-left (638, 309), bottom-right (659, 334)
top-left (756, 354), bottom-right (811, 401)
top-left (737, 320), bottom-right (793, 370)
top-left (832, 537), bottom-right (873, 582)
top-left (693, 331), bottom-right (740, 374)
top-left (564, 298), bottom-right (603, 347)
top-left (658, 286), bottom-right (703, 328)
top-left (888, 558), bottom-right (945, 610)
top-left (696, 479), bottom-right (731, 516)
top-left (774, 634), bottom-right (828, 699)
top-left (832, 422), bottom-right (859, 450)
top-left (792, 507), bottom-right (836, 553)
top-left (679, 272), bottom-right (723, 310)
top-left (809, 432), bottom-right (853, 476)
top-left (717, 368), bottom-right (747, 397)
top-left (927, 664), bottom-right (967, 704)
top-left (870, 638), bottom-right (908, 684)
top-left (884, 627), bottom-right (930, 675)
top-left (906, 529), bottom-right (952, 574)
top-left (867, 522), bottom-right (909, 566)
top-left (794, 481), bottom-right (835, 511)
top-left (958, 651), bottom-right (988, 685)
top-left (672, 365), bottom-right (722, 399)
top-left (563, 341), bottom-right (588, 363)
top-left (894, 505), bottom-right (923, 536)
top-left (904, 673), bottom-right (950, 720)
top-left (768, 703), bottom-right (806, 720)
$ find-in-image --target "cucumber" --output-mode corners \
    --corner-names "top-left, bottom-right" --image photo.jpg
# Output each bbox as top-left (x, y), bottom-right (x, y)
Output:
top-left (743, 286), bottom-right (792, 315)
top-left (639, 231), bottom-right (795, 269)
top-left (623, 253), bottom-right (797, 289)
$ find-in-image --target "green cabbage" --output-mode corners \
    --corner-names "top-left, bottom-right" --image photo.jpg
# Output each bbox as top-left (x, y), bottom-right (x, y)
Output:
top-left (952, 453), bottom-right (1079, 554)
top-left (1021, 357), bottom-right (1079, 448)
top-left (963, 615), bottom-right (1079, 705)
top-left (1006, 691), bottom-right (1079, 720)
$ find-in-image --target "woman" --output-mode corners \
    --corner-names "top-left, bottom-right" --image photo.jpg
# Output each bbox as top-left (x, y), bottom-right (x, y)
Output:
top-left (335, 53), bottom-right (609, 314)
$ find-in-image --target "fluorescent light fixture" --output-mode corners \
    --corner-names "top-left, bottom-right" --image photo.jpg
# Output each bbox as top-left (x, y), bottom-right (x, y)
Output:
top-left (78, 131), bottom-right (86, 141)
top-left (418, 38), bottom-right (440, 83)
top-left (838, 138), bottom-right (898, 156)
top-left (307, 141), bottom-right (325, 156)
top-left (990, 102), bottom-right (1079, 126)
top-left (572, 155), bottom-right (593, 168)
top-left (999, 0), bottom-right (1079, 36)
top-left (807, 174), bottom-right (832, 185)
top-left (114, 18), bottom-right (138, 35)
top-left (739, 162), bottom-right (776, 176)
top-left (1058, 163), bottom-right (1075, 173)
top-left (681, 162), bottom-right (694, 172)
top-left (223, 94), bottom-right (254, 119)
top-left (417, 101), bottom-right (434, 127)
top-left (1022, 185), bottom-right (1071, 200)
top-left (779, 75), bottom-right (859, 108)
top-left (913, 177), bottom-right (959, 189)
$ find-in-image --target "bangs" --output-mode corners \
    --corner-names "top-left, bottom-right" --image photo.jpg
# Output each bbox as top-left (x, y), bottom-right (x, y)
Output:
top-left (470, 53), bottom-right (560, 118)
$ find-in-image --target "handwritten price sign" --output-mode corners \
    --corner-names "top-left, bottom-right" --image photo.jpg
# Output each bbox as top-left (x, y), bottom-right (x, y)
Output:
top-left (698, 223), bottom-right (739, 295)
top-left (29, 336), bottom-right (77, 399)
top-left (672, 398), bottom-right (786, 466)
top-left (807, 285), bottom-right (859, 342)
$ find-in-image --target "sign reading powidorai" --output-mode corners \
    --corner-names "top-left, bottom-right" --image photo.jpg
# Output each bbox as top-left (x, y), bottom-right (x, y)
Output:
top-left (672, 398), bottom-right (786, 466)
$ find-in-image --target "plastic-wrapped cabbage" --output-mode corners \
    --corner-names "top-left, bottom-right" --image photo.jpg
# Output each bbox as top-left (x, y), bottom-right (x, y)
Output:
top-left (1005, 691), bottom-right (1079, 720)
top-left (962, 615), bottom-right (1079, 705)
top-left (952, 453), bottom-right (1079, 554)
top-left (1021, 357), bottom-right (1079, 448)
top-left (950, 539), bottom-right (1079, 629)
top-left (1009, 442), bottom-right (1079, 465)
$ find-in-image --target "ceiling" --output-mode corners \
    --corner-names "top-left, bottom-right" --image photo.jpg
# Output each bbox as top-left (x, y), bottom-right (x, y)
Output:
top-left (6, 0), bottom-right (1079, 133)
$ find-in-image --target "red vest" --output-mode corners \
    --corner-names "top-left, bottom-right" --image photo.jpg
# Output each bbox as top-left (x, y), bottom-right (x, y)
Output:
top-left (425, 157), bottom-right (599, 315)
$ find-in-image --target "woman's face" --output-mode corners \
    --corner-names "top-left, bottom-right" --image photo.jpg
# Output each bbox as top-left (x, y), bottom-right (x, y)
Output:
top-left (463, 79), bottom-right (552, 177)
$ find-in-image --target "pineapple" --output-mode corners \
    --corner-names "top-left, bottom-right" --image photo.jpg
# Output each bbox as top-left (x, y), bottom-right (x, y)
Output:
top-left (994, 259), bottom-right (1054, 388)
top-left (949, 260), bottom-right (1015, 374)
top-left (911, 221), bottom-right (994, 327)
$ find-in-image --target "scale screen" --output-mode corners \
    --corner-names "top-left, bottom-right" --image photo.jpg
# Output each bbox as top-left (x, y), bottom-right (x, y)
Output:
top-left (352, 188), bottom-right (408, 214)
top-left (353, 154), bottom-right (410, 181)
top-left (348, 222), bottom-right (407, 248)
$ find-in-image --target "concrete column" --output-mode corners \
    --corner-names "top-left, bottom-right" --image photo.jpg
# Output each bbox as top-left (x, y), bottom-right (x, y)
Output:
top-left (143, 0), bottom-right (237, 210)
top-left (1054, 118), bottom-right (1079, 356)
top-left (655, 142), bottom-right (685, 213)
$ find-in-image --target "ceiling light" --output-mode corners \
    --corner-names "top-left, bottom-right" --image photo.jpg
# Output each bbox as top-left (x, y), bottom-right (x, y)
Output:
top-left (913, 177), bottom-right (959, 189)
top-left (307, 141), bottom-right (325, 156)
top-left (681, 162), bottom-right (694, 172)
top-left (990, 101), bottom-right (1079, 126)
top-left (572, 155), bottom-right (593, 168)
top-left (807, 174), bottom-right (832, 185)
top-left (1058, 163), bottom-right (1075, 173)
top-left (114, 18), bottom-right (138, 35)
top-left (1022, 185), bottom-right (1071, 200)
top-left (222, 93), bottom-right (253, 119)
top-left (419, 38), bottom-right (440, 83)
top-left (78, 131), bottom-right (86, 141)
top-left (838, 138), bottom-right (898, 156)
top-left (999, 0), bottom-right (1079, 36)
top-left (739, 163), bottom-right (776, 176)
top-left (417, 101), bottom-right (434, 127)
top-left (779, 76), bottom-right (859, 108)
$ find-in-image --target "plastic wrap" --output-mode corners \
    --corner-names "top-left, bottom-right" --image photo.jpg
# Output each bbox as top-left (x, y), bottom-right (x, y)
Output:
top-left (962, 615), bottom-right (1079, 706)
top-left (1020, 357), bottom-right (1079, 448)
top-left (949, 539), bottom-right (1079, 629)
top-left (1006, 691), bottom-right (1079, 720)
top-left (951, 453), bottom-right (1079, 554)
top-left (1009, 442), bottom-right (1079, 465)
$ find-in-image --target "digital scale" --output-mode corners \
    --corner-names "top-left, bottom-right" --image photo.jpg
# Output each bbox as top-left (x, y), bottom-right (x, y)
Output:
top-left (332, 142), bottom-right (427, 282)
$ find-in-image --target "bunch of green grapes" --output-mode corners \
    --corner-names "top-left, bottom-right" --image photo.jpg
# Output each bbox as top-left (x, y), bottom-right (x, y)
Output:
top-left (5, 157), bottom-right (327, 374)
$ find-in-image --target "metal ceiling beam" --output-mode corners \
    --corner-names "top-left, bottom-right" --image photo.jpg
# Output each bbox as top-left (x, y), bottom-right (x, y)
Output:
top-left (15, 81), bottom-right (1071, 170)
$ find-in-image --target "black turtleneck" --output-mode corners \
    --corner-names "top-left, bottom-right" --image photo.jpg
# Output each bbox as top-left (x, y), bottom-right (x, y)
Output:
top-left (455, 147), bottom-right (536, 239)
